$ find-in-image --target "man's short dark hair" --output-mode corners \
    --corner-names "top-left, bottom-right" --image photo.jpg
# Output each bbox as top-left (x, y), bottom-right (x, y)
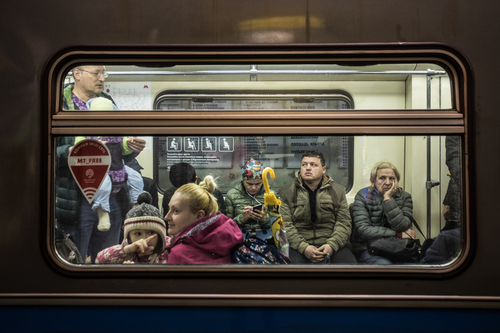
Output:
top-left (169, 163), bottom-right (196, 188)
top-left (301, 150), bottom-right (326, 167)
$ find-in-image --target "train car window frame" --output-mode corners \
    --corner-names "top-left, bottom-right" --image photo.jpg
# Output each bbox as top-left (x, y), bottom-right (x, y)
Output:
top-left (152, 89), bottom-right (355, 195)
top-left (153, 90), bottom-right (355, 111)
top-left (45, 44), bottom-right (472, 277)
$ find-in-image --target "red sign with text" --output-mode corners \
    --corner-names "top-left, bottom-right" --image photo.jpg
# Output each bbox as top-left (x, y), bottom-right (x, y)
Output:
top-left (68, 139), bottom-right (111, 204)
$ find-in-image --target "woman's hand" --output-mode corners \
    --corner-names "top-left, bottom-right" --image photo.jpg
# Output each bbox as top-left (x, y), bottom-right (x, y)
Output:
top-left (250, 206), bottom-right (266, 222)
top-left (402, 228), bottom-right (416, 239)
top-left (123, 234), bottom-right (157, 256)
top-left (242, 206), bottom-right (253, 223)
top-left (383, 179), bottom-right (399, 201)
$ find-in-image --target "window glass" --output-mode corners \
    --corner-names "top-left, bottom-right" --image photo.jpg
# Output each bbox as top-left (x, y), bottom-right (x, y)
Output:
top-left (54, 134), bottom-right (462, 267)
top-left (155, 135), bottom-right (353, 194)
top-left (62, 63), bottom-right (452, 111)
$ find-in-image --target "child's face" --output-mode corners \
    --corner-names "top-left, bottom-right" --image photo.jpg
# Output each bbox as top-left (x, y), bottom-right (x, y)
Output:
top-left (165, 192), bottom-right (203, 236)
top-left (129, 229), bottom-right (158, 256)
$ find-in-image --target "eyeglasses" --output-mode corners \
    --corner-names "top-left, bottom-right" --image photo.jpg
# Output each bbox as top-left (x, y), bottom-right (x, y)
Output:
top-left (77, 68), bottom-right (108, 78)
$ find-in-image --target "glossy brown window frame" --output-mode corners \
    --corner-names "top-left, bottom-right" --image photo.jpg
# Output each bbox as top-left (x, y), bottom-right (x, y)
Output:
top-left (45, 44), bottom-right (472, 278)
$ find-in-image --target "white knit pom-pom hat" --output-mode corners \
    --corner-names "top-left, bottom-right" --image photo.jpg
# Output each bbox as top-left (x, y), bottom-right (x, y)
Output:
top-left (123, 192), bottom-right (167, 252)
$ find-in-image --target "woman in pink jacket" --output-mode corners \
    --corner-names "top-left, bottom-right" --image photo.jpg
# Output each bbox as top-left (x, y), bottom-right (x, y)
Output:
top-left (165, 175), bottom-right (243, 264)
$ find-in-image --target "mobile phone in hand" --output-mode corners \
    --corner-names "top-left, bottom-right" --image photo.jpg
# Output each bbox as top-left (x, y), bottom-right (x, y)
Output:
top-left (253, 204), bottom-right (263, 212)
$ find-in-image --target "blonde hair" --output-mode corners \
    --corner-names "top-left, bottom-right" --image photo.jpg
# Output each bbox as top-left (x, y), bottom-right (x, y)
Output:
top-left (369, 161), bottom-right (401, 187)
top-left (176, 175), bottom-right (218, 216)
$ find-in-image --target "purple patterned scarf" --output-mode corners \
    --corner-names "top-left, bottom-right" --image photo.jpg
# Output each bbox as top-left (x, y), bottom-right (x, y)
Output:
top-left (87, 136), bottom-right (126, 193)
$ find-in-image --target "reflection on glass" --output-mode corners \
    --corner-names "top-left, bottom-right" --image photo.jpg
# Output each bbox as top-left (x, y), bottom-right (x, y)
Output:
top-left (62, 63), bottom-right (451, 111)
top-left (157, 135), bottom-right (352, 195)
top-left (54, 135), bottom-right (462, 267)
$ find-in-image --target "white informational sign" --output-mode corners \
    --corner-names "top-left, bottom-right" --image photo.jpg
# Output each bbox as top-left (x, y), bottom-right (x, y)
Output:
top-left (184, 137), bottom-right (200, 152)
top-left (285, 100), bottom-right (329, 110)
top-left (219, 137), bottom-right (234, 152)
top-left (201, 137), bottom-right (217, 153)
top-left (192, 100), bottom-right (232, 110)
top-left (243, 136), bottom-right (284, 168)
top-left (104, 82), bottom-right (152, 110)
top-left (162, 136), bottom-right (233, 169)
top-left (241, 100), bottom-right (281, 109)
top-left (286, 136), bottom-right (329, 168)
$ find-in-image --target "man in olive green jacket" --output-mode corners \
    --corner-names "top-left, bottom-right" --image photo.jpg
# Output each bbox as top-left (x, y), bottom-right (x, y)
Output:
top-left (279, 150), bottom-right (356, 264)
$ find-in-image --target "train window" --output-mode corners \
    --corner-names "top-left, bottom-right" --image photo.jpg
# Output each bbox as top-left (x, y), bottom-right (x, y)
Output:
top-left (53, 133), bottom-right (463, 269)
top-left (49, 47), bottom-right (468, 274)
top-left (61, 63), bottom-right (452, 111)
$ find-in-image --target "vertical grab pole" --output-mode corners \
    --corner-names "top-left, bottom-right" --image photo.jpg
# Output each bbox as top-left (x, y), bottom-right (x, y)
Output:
top-left (426, 72), bottom-right (432, 239)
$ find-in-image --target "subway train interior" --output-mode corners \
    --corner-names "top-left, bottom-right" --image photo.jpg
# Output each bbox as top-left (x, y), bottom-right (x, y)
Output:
top-left (2, 1), bottom-right (500, 331)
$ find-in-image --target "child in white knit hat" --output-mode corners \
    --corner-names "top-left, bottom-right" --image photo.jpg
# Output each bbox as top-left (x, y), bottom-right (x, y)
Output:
top-left (96, 193), bottom-right (171, 264)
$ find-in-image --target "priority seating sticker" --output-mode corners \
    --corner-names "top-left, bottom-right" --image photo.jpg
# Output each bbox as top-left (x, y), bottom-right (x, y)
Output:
top-left (68, 139), bottom-right (111, 204)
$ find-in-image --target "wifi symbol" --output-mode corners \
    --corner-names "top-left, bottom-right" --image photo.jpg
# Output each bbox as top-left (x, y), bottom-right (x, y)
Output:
top-left (83, 187), bottom-right (97, 201)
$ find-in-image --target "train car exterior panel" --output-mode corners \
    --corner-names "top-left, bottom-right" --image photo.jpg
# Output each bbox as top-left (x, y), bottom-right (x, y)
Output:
top-left (1, 0), bottom-right (500, 330)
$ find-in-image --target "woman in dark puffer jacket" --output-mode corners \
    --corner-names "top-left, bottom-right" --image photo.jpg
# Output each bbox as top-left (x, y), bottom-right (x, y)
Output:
top-left (351, 161), bottom-right (416, 265)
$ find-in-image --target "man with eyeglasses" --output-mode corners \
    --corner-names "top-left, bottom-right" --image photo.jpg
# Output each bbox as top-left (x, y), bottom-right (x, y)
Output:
top-left (57, 65), bottom-right (147, 262)
top-left (62, 66), bottom-right (111, 110)
top-left (279, 150), bottom-right (356, 264)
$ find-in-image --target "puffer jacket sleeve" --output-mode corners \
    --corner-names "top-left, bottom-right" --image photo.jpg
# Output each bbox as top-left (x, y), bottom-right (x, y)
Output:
top-left (224, 189), bottom-right (244, 227)
top-left (445, 136), bottom-right (461, 184)
top-left (352, 189), bottom-right (397, 240)
top-left (383, 190), bottom-right (413, 232)
top-left (56, 137), bottom-right (74, 168)
top-left (279, 185), bottom-right (309, 254)
top-left (55, 137), bottom-right (80, 225)
top-left (95, 244), bottom-right (134, 264)
top-left (325, 187), bottom-right (352, 252)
